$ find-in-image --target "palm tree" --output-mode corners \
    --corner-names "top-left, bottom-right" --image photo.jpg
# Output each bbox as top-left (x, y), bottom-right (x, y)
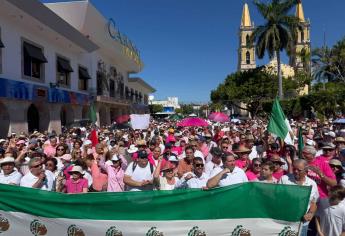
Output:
top-left (251, 0), bottom-right (302, 99)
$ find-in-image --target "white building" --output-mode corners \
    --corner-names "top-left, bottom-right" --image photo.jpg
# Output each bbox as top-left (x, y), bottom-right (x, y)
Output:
top-left (151, 97), bottom-right (180, 113)
top-left (0, 0), bottom-right (155, 136)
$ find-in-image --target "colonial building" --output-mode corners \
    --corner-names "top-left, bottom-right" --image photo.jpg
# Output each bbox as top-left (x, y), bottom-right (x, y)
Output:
top-left (238, 1), bottom-right (310, 73)
top-left (0, 0), bottom-right (155, 136)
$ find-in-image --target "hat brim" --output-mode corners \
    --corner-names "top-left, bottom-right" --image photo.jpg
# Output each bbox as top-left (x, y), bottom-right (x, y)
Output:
top-left (127, 148), bottom-right (138, 154)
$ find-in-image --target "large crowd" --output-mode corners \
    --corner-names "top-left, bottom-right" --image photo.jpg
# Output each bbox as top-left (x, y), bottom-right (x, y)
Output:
top-left (0, 118), bottom-right (344, 236)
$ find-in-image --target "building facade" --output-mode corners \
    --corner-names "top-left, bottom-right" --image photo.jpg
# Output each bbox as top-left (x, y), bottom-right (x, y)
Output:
top-left (151, 97), bottom-right (180, 114)
top-left (0, 0), bottom-right (155, 136)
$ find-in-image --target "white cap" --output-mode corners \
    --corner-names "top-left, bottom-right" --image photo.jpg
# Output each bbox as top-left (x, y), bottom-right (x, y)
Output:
top-left (0, 139), bottom-right (6, 143)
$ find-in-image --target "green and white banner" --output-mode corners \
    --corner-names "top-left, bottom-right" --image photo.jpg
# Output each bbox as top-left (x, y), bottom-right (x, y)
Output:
top-left (0, 182), bottom-right (310, 236)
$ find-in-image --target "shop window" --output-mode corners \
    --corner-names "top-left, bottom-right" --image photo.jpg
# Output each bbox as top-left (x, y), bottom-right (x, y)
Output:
top-left (78, 66), bottom-right (91, 91)
top-left (56, 56), bottom-right (73, 86)
top-left (23, 41), bottom-right (47, 80)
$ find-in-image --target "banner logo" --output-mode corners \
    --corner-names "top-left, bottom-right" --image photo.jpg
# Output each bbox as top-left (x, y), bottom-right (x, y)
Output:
top-left (188, 226), bottom-right (206, 236)
top-left (0, 215), bottom-right (10, 233)
top-left (30, 220), bottom-right (47, 236)
top-left (67, 224), bottom-right (85, 236)
top-left (231, 225), bottom-right (251, 236)
top-left (105, 226), bottom-right (123, 236)
top-left (278, 226), bottom-right (298, 236)
top-left (146, 227), bottom-right (164, 236)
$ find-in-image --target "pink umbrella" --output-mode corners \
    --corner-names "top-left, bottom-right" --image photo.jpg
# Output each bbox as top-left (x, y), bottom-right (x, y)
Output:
top-left (208, 112), bottom-right (229, 123)
top-left (176, 117), bottom-right (209, 127)
top-left (116, 114), bottom-right (130, 124)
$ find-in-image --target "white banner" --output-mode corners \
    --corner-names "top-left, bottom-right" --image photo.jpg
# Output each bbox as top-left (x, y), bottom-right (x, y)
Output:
top-left (130, 114), bottom-right (150, 130)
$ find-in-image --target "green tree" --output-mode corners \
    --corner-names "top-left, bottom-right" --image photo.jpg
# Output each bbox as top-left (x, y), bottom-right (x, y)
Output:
top-left (149, 104), bottom-right (163, 114)
top-left (180, 104), bottom-right (194, 115)
top-left (251, 0), bottom-right (301, 99)
top-left (210, 68), bottom-right (299, 116)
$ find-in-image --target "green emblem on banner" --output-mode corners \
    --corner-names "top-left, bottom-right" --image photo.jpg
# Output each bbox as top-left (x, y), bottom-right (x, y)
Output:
top-left (146, 227), bottom-right (164, 236)
top-left (0, 215), bottom-right (10, 233)
top-left (30, 220), bottom-right (47, 236)
top-left (231, 225), bottom-right (251, 236)
top-left (278, 226), bottom-right (298, 236)
top-left (188, 226), bottom-right (206, 236)
top-left (105, 226), bottom-right (123, 236)
top-left (67, 224), bottom-right (85, 236)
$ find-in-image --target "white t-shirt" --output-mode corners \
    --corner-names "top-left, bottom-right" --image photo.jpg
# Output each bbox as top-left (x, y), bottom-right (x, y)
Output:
top-left (20, 170), bottom-right (55, 191)
top-left (158, 176), bottom-right (179, 190)
top-left (279, 174), bottom-right (319, 211)
top-left (0, 170), bottom-right (22, 185)
top-left (319, 199), bottom-right (345, 236)
top-left (209, 166), bottom-right (248, 187)
top-left (176, 172), bottom-right (209, 189)
top-left (125, 162), bottom-right (155, 191)
top-left (205, 161), bottom-right (222, 176)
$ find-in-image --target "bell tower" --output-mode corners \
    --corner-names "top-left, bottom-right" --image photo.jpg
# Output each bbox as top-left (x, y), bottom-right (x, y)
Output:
top-left (291, 0), bottom-right (311, 71)
top-left (238, 3), bottom-right (256, 71)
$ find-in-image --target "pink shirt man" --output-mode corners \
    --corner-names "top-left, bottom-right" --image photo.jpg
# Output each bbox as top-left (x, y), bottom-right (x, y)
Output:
top-left (308, 156), bottom-right (336, 199)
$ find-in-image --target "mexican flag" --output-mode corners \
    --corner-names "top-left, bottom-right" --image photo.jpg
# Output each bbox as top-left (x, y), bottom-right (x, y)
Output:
top-left (0, 183), bottom-right (310, 236)
top-left (268, 98), bottom-right (294, 145)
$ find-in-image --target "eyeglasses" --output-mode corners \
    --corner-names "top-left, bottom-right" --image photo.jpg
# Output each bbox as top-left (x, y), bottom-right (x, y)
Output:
top-left (75, 152), bottom-right (81, 154)
top-left (31, 163), bottom-right (42, 168)
top-left (57, 148), bottom-right (65, 151)
top-left (46, 163), bottom-right (54, 167)
top-left (221, 146), bottom-right (228, 149)
top-left (138, 156), bottom-right (148, 159)
top-left (324, 149), bottom-right (334, 152)
top-left (194, 163), bottom-right (204, 168)
top-left (164, 169), bottom-right (174, 173)
top-left (253, 164), bottom-right (261, 167)
top-left (112, 160), bottom-right (120, 163)
top-left (273, 161), bottom-right (282, 165)
top-left (330, 164), bottom-right (341, 169)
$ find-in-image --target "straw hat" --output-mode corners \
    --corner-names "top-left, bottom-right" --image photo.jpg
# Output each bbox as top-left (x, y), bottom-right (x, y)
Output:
top-left (233, 145), bottom-right (251, 154)
top-left (0, 157), bottom-right (15, 165)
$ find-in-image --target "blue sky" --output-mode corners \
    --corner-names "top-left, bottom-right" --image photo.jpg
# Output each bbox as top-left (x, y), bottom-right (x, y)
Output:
top-left (42, 0), bottom-right (345, 103)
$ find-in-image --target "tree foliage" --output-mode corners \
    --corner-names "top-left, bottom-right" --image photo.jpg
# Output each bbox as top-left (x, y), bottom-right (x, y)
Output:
top-left (210, 68), bottom-right (299, 116)
top-left (149, 104), bottom-right (163, 114)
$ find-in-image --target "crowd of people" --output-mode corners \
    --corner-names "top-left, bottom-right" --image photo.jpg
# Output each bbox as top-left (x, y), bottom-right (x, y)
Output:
top-left (0, 118), bottom-right (344, 236)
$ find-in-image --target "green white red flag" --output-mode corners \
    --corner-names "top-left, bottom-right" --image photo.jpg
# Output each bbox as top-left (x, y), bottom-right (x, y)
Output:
top-left (0, 183), bottom-right (310, 235)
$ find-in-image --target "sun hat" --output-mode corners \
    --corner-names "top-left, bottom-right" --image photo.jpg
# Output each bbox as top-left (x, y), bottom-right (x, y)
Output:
top-left (335, 137), bottom-right (345, 143)
top-left (325, 131), bottom-right (336, 138)
top-left (0, 139), bottom-right (6, 143)
top-left (233, 145), bottom-right (251, 154)
top-left (60, 154), bottom-right (72, 161)
top-left (204, 133), bottom-right (212, 138)
top-left (0, 157), bottom-right (15, 165)
top-left (68, 165), bottom-right (84, 175)
top-left (329, 159), bottom-right (342, 168)
top-left (127, 144), bottom-right (138, 154)
top-left (136, 140), bottom-right (147, 146)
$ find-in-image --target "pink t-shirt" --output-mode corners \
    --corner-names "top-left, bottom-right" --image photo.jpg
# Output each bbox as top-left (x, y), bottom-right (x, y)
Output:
top-left (235, 159), bottom-right (250, 169)
top-left (246, 170), bottom-right (259, 181)
top-left (272, 169), bottom-right (285, 181)
top-left (65, 178), bottom-right (88, 194)
top-left (44, 145), bottom-right (57, 158)
top-left (308, 156), bottom-right (336, 199)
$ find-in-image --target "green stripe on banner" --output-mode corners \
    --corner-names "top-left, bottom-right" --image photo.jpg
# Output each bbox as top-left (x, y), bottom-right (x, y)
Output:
top-left (0, 182), bottom-right (310, 222)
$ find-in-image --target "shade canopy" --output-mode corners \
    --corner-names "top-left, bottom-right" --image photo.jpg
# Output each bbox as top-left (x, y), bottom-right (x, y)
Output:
top-left (176, 117), bottom-right (209, 127)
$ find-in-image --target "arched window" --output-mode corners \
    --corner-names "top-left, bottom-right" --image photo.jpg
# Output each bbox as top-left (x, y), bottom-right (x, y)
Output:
top-left (246, 35), bottom-right (250, 47)
top-left (246, 51), bottom-right (250, 64)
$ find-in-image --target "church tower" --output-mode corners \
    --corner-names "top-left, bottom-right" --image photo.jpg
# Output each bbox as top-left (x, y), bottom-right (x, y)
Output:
top-left (291, 0), bottom-right (311, 71)
top-left (238, 3), bottom-right (256, 71)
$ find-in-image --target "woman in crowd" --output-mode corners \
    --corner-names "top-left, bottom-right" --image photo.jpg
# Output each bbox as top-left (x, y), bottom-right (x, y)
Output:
top-left (329, 159), bottom-right (345, 187)
top-left (58, 165), bottom-right (88, 194)
top-left (153, 157), bottom-right (178, 190)
top-left (246, 158), bottom-right (262, 181)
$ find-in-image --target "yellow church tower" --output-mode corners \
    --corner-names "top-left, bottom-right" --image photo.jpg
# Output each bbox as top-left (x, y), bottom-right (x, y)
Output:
top-left (290, 0), bottom-right (311, 71)
top-left (238, 3), bottom-right (256, 71)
